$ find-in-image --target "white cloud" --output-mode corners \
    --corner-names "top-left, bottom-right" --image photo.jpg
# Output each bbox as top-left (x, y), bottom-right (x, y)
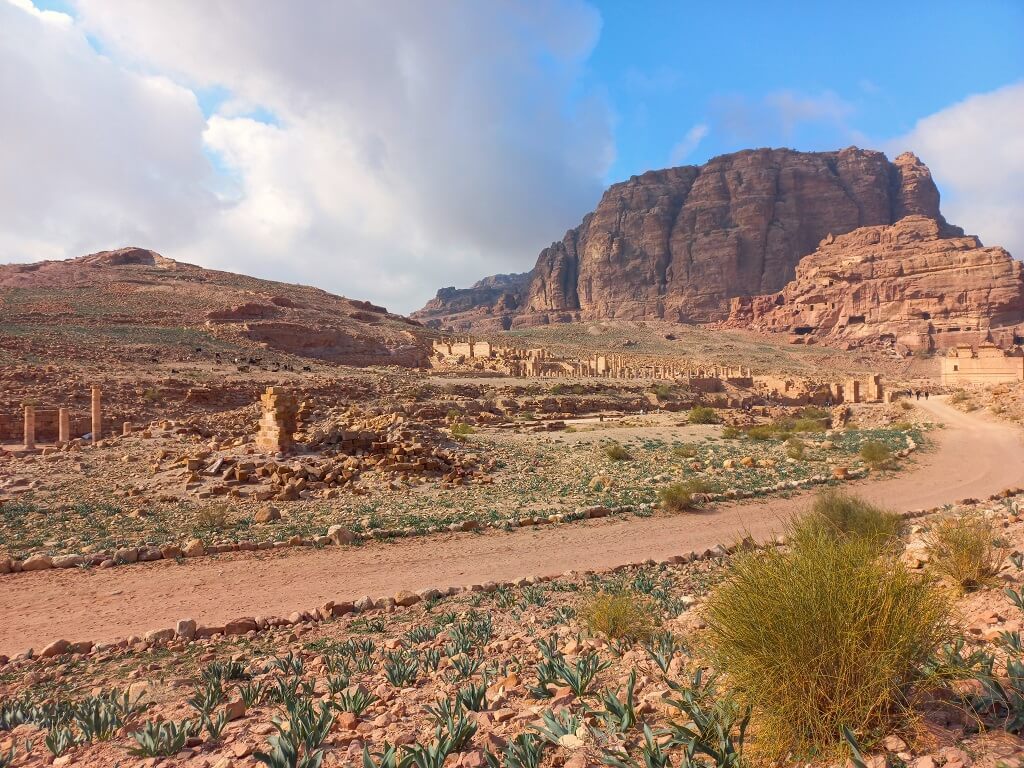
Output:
top-left (886, 81), bottom-right (1024, 259)
top-left (49, 0), bottom-right (614, 312)
top-left (0, 0), bottom-right (217, 262)
top-left (710, 89), bottom-right (861, 148)
top-left (668, 123), bottom-right (709, 165)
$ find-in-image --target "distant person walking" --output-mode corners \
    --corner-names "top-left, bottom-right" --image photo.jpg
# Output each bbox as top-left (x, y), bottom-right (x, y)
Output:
top-left (925, 390), bottom-right (930, 400)
top-left (915, 390), bottom-right (921, 400)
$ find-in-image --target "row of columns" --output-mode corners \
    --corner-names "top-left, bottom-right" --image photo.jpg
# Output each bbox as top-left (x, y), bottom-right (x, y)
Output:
top-left (22, 387), bottom-right (102, 450)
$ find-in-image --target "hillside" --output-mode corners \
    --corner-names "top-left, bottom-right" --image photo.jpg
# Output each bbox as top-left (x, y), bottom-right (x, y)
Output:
top-left (0, 247), bottom-right (428, 368)
top-left (414, 147), bottom-right (958, 331)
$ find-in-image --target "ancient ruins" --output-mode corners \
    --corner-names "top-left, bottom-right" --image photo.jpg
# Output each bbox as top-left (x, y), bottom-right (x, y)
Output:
top-left (255, 386), bottom-right (299, 454)
top-left (940, 343), bottom-right (1024, 386)
top-left (432, 336), bottom-right (885, 406)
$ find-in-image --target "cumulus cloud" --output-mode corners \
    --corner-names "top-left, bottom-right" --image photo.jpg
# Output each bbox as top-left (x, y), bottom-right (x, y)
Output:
top-left (885, 81), bottom-right (1024, 259)
top-left (0, 0), bottom-right (217, 261)
top-left (55, 0), bottom-right (614, 312)
top-left (668, 123), bottom-right (709, 165)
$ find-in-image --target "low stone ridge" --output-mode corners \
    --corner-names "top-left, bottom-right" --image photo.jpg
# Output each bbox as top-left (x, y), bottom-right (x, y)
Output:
top-left (414, 147), bottom-right (955, 330)
top-left (0, 246), bottom-right (429, 367)
top-left (723, 216), bottom-right (1024, 352)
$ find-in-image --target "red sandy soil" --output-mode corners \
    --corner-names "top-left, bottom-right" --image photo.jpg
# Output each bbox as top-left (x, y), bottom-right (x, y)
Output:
top-left (2, 397), bottom-right (1022, 657)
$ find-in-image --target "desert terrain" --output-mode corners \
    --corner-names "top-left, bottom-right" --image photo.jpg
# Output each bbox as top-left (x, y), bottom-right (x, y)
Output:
top-left (3, 152), bottom-right (1024, 768)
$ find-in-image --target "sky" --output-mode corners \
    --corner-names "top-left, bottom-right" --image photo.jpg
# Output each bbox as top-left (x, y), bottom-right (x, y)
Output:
top-left (2, 0), bottom-right (1022, 314)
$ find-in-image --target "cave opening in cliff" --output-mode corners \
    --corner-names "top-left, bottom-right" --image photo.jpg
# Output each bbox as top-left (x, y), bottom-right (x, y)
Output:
top-left (847, 315), bottom-right (866, 325)
top-left (793, 326), bottom-right (816, 335)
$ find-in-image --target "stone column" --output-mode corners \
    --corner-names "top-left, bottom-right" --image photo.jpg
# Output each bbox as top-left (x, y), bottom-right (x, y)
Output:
top-left (23, 405), bottom-right (35, 450)
top-left (123, 421), bottom-right (132, 436)
top-left (58, 407), bottom-right (70, 443)
top-left (91, 387), bottom-right (102, 444)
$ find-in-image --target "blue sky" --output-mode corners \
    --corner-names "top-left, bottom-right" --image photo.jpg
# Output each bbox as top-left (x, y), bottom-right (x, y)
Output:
top-left (5, 0), bottom-right (1023, 311)
top-left (586, 0), bottom-right (1024, 181)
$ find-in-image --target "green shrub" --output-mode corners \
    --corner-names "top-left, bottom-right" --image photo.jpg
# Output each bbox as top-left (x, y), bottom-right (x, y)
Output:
top-left (580, 592), bottom-right (659, 643)
top-left (925, 514), bottom-right (1007, 592)
top-left (704, 527), bottom-right (949, 758)
top-left (603, 442), bottom-right (632, 461)
top-left (721, 425), bottom-right (742, 439)
top-left (950, 390), bottom-right (970, 405)
top-left (800, 490), bottom-right (903, 548)
top-left (450, 423), bottom-right (475, 440)
top-left (792, 417), bottom-right (827, 433)
top-left (745, 425), bottom-right (776, 441)
top-left (687, 406), bottom-right (720, 425)
top-left (672, 443), bottom-right (699, 458)
top-left (652, 383), bottom-right (674, 399)
top-left (785, 437), bottom-right (805, 460)
top-left (899, 400), bottom-right (914, 411)
top-left (658, 479), bottom-right (715, 512)
top-left (859, 440), bottom-right (893, 469)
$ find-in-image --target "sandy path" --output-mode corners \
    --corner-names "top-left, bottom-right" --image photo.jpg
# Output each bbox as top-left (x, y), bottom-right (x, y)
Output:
top-left (3, 397), bottom-right (1022, 656)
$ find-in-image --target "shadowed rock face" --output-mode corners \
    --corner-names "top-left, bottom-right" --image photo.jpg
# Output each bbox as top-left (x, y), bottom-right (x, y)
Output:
top-left (414, 147), bottom-right (955, 330)
top-left (724, 216), bottom-right (1024, 352)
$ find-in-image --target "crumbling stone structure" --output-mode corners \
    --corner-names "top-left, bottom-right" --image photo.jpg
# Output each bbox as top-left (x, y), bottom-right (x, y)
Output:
top-left (256, 386), bottom-right (298, 454)
top-left (941, 343), bottom-right (1024, 386)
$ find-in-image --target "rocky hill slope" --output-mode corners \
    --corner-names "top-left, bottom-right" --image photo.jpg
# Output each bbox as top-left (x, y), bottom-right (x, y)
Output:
top-left (723, 216), bottom-right (1024, 352)
top-left (0, 247), bottom-right (428, 367)
top-left (414, 147), bottom-right (957, 331)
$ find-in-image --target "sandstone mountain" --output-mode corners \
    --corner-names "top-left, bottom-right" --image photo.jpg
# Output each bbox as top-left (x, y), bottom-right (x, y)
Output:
top-left (0, 247), bottom-right (427, 367)
top-left (414, 147), bottom-right (958, 330)
top-left (723, 216), bottom-right (1024, 352)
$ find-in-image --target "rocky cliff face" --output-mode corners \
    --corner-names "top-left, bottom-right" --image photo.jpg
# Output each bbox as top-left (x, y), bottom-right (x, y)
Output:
top-left (723, 216), bottom-right (1024, 352)
top-left (414, 147), bottom-right (954, 330)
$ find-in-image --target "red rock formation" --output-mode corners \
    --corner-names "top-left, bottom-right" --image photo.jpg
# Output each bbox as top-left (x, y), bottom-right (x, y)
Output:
top-left (415, 148), bottom-right (954, 329)
top-left (0, 247), bottom-right (429, 366)
top-left (724, 216), bottom-right (1024, 352)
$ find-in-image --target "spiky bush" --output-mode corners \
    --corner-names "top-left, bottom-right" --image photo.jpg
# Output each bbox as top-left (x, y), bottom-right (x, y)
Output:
top-left (687, 406), bottom-right (720, 425)
top-left (602, 442), bottom-right (632, 461)
top-left (580, 591), bottom-right (659, 643)
top-left (925, 513), bottom-right (1007, 592)
top-left (859, 440), bottom-right (893, 469)
top-left (799, 489), bottom-right (904, 549)
top-left (657, 479), bottom-right (714, 512)
top-left (704, 525), bottom-right (949, 757)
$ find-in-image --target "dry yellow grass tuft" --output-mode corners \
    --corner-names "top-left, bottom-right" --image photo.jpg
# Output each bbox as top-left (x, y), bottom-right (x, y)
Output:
top-left (579, 591), bottom-right (659, 642)
top-left (704, 524), bottom-right (949, 758)
top-left (925, 513), bottom-right (1007, 592)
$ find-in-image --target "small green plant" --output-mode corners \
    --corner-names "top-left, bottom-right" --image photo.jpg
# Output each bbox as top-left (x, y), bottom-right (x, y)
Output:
top-left (238, 680), bottom-right (266, 707)
top-left (456, 682), bottom-right (488, 712)
top-left (128, 719), bottom-right (194, 757)
top-left (534, 707), bottom-right (584, 746)
top-left (662, 671), bottom-right (748, 768)
top-left (384, 653), bottom-right (420, 688)
top-left (687, 406), bottom-right (720, 425)
top-left (645, 630), bottom-right (687, 674)
top-left (859, 440), bottom-right (893, 469)
top-left (552, 651), bottom-right (611, 697)
top-left (925, 514), bottom-right (1007, 592)
top-left (657, 479), bottom-right (715, 512)
top-left (196, 504), bottom-right (232, 531)
top-left (44, 727), bottom-right (76, 757)
top-left (254, 697), bottom-right (333, 768)
top-left (603, 442), bottom-right (632, 461)
top-left (592, 670), bottom-right (638, 732)
top-left (333, 687), bottom-right (378, 717)
top-left (450, 422), bottom-right (475, 440)
top-left (721, 425), bottom-right (741, 439)
top-left (204, 709), bottom-right (229, 742)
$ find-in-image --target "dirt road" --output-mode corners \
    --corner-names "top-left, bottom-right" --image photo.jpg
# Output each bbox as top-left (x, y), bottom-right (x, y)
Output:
top-left (3, 397), bottom-right (1022, 656)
